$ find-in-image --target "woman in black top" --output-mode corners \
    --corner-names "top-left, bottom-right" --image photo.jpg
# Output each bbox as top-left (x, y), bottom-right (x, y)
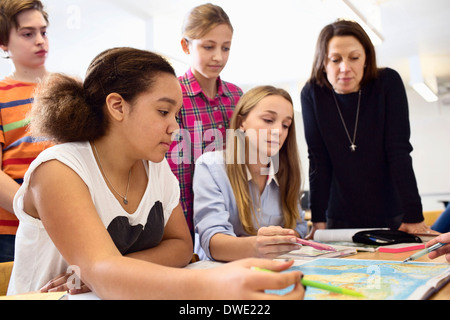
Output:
top-left (301, 19), bottom-right (431, 236)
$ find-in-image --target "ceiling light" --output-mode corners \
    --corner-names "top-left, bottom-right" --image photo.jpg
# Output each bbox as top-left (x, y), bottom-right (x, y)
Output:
top-left (411, 82), bottom-right (438, 103)
top-left (409, 55), bottom-right (438, 103)
top-left (341, 0), bottom-right (384, 46)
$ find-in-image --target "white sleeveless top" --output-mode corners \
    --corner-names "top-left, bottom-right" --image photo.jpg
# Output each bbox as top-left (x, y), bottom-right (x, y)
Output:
top-left (8, 142), bottom-right (180, 295)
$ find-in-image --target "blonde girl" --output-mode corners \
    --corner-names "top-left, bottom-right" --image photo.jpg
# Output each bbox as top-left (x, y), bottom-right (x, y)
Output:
top-left (194, 86), bottom-right (307, 262)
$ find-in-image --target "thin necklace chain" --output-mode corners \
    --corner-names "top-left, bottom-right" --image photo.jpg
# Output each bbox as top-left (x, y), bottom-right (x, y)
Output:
top-left (332, 90), bottom-right (362, 152)
top-left (93, 143), bottom-right (132, 205)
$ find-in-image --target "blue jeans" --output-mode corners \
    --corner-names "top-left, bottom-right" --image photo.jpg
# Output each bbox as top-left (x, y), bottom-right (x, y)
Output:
top-left (0, 235), bottom-right (15, 262)
top-left (432, 204), bottom-right (450, 233)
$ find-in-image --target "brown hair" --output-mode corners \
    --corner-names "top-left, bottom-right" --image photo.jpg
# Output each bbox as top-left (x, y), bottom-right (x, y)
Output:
top-left (225, 86), bottom-right (303, 235)
top-left (29, 47), bottom-right (176, 143)
top-left (182, 3), bottom-right (233, 40)
top-left (309, 19), bottom-right (379, 88)
top-left (0, 0), bottom-right (48, 46)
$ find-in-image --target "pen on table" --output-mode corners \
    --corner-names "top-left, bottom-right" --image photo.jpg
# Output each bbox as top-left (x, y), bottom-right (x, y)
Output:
top-left (251, 267), bottom-right (365, 298)
top-left (366, 234), bottom-right (395, 244)
top-left (402, 242), bottom-right (447, 263)
top-left (296, 238), bottom-right (337, 252)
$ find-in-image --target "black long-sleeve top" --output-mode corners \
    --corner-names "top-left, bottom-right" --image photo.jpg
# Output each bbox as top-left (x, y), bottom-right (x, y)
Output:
top-left (301, 68), bottom-right (423, 228)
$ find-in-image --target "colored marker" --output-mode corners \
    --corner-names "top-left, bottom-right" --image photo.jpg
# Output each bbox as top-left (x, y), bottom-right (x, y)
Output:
top-left (251, 267), bottom-right (365, 298)
top-left (296, 238), bottom-right (337, 252)
top-left (301, 278), bottom-right (365, 298)
top-left (402, 242), bottom-right (447, 263)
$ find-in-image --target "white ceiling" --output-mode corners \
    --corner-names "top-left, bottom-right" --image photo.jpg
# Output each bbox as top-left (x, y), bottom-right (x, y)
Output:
top-left (105, 0), bottom-right (450, 96)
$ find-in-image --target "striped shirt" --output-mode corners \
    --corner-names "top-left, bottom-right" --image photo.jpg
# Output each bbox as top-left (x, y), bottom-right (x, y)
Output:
top-left (167, 69), bottom-right (243, 232)
top-left (0, 78), bottom-right (50, 235)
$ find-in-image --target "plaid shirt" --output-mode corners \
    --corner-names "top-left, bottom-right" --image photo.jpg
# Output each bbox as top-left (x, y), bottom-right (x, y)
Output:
top-left (167, 69), bottom-right (242, 232)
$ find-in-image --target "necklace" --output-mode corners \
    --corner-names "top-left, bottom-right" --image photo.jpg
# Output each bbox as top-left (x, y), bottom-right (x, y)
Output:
top-left (93, 143), bottom-right (132, 205)
top-left (332, 90), bottom-right (362, 152)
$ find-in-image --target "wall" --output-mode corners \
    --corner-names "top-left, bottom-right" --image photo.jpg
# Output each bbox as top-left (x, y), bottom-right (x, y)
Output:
top-left (0, 0), bottom-right (146, 79)
top-left (407, 87), bottom-right (450, 210)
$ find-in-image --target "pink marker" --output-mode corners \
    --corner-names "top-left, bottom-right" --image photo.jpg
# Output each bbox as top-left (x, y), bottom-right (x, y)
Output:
top-left (296, 238), bottom-right (337, 252)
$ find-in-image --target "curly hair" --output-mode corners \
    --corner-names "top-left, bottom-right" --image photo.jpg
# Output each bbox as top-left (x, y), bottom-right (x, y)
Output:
top-left (29, 47), bottom-right (176, 143)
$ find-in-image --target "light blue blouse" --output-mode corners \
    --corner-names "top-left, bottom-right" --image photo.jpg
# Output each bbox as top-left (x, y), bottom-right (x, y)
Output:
top-left (193, 151), bottom-right (307, 260)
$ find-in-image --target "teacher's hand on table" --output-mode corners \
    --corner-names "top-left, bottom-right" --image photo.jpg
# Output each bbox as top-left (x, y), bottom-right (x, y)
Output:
top-left (398, 221), bottom-right (433, 234)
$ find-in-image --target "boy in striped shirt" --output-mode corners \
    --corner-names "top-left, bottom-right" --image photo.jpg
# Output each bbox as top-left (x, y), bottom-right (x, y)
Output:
top-left (0, 0), bottom-right (50, 262)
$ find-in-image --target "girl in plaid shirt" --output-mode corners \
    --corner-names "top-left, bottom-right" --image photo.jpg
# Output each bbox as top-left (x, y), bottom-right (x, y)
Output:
top-left (168, 4), bottom-right (243, 238)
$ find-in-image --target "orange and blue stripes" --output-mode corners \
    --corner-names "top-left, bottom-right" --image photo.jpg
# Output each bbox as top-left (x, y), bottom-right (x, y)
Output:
top-left (0, 78), bottom-right (50, 235)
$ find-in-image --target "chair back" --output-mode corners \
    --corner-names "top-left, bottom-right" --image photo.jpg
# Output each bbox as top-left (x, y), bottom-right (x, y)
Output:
top-left (0, 262), bottom-right (13, 296)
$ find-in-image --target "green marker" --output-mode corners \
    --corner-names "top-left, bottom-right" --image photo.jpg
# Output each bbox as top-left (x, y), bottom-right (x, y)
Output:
top-left (251, 267), bottom-right (365, 298)
top-left (301, 278), bottom-right (365, 298)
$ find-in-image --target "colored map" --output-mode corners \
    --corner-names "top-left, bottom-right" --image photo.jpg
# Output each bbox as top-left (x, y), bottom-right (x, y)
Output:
top-left (271, 258), bottom-right (450, 300)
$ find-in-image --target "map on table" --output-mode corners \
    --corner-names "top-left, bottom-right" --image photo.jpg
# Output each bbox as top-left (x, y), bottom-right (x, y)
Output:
top-left (270, 258), bottom-right (450, 300)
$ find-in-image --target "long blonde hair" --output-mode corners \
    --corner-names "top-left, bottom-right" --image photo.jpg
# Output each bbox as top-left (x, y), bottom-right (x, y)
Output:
top-left (225, 86), bottom-right (303, 235)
